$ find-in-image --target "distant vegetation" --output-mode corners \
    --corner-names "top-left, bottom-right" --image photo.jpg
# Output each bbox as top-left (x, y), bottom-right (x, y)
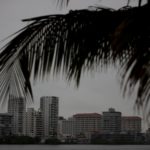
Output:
top-left (0, 136), bottom-right (41, 144)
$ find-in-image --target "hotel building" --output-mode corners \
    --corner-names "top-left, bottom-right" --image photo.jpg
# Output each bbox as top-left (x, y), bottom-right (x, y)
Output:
top-left (73, 113), bottom-right (102, 137)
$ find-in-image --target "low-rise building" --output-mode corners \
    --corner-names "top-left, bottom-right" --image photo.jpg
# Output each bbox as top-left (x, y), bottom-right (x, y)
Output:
top-left (121, 116), bottom-right (141, 133)
top-left (58, 117), bottom-right (76, 137)
top-left (73, 113), bottom-right (102, 138)
top-left (0, 113), bottom-right (12, 136)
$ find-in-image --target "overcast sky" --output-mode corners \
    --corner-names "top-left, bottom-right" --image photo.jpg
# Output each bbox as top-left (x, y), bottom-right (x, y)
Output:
top-left (0, 0), bottom-right (146, 128)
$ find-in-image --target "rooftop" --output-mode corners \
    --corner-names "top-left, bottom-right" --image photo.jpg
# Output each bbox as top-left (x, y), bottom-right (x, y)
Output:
top-left (73, 113), bottom-right (101, 117)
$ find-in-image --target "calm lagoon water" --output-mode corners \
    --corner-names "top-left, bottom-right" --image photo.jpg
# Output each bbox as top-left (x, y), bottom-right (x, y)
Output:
top-left (0, 145), bottom-right (150, 150)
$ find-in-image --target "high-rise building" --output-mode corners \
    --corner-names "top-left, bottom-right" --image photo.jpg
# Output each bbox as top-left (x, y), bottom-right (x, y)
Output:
top-left (102, 108), bottom-right (121, 133)
top-left (35, 110), bottom-right (43, 137)
top-left (73, 113), bottom-right (102, 137)
top-left (121, 116), bottom-right (141, 133)
top-left (8, 95), bottom-right (26, 135)
top-left (0, 113), bottom-right (12, 137)
top-left (26, 108), bottom-right (36, 137)
top-left (40, 96), bottom-right (59, 138)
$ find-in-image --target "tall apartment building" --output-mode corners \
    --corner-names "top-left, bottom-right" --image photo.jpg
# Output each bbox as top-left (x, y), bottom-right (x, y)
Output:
top-left (102, 108), bottom-right (121, 133)
top-left (26, 108), bottom-right (36, 137)
top-left (40, 96), bottom-right (59, 138)
top-left (73, 113), bottom-right (102, 137)
top-left (35, 110), bottom-right (43, 137)
top-left (0, 113), bottom-right (12, 137)
top-left (121, 116), bottom-right (141, 133)
top-left (8, 95), bottom-right (26, 135)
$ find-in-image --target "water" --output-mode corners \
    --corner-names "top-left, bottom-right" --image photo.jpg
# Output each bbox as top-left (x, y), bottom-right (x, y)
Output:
top-left (0, 145), bottom-right (150, 150)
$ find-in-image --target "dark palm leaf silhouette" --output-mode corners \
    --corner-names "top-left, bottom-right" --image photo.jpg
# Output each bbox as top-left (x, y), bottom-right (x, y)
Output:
top-left (0, 1), bottom-right (150, 117)
top-left (56, 0), bottom-right (70, 8)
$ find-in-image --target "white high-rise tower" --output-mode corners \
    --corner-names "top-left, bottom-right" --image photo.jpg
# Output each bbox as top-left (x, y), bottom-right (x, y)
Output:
top-left (40, 96), bottom-right (59, 138)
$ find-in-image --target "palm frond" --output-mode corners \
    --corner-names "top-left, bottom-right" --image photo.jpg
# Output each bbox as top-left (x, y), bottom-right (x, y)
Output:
top-left (55, 0), bottom-right (70, 8)
top-left (0, 4), bottom-right (150, 118)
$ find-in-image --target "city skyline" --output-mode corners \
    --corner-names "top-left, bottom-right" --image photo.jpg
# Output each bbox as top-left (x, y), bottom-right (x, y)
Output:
top-left (0, 105), bottom-right (147, 144)
top-left (0, 0), bottom-right (146, 125)
top-left (0, 97), bottom-right (144, 136)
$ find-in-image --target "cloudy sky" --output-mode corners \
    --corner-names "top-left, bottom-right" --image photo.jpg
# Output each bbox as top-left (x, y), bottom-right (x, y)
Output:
top-left (0, 0), bottom-right (145, 127)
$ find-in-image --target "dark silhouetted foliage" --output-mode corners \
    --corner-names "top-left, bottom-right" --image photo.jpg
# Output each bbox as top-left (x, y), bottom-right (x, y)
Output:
top-left (0, 0), bottom-right (150, 118)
